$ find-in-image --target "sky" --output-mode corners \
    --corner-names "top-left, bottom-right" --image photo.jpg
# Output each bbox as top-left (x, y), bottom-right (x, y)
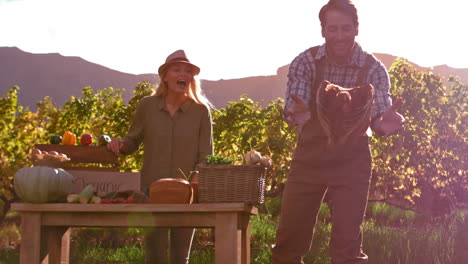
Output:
top-left (0, 0), bottom-right (467, 81)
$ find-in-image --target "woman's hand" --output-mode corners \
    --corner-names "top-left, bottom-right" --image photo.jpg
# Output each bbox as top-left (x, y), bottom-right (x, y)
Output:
top-left (372, 97), bottom-right (406, 137)
top-left (107, 138), bottom-right (128, 155)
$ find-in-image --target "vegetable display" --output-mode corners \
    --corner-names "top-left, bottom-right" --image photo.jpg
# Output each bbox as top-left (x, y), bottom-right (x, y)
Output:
top-left (66, 187), bottom-right (146, 204)
top-left (205, 151), bottom-right (272, 167)
top-left (28, 149), bottom-right (70, 167)
top-left (245, 150), bottom-right (262, 165)
top-left (80, 133), bottom-right (93, 146)
top-left (205, 155), bottom-right (234, 165)
top-left (179, 169), bottom-right (199, 203)
top-left (100, 197), bottom-right (135, 204)
top-left (14, 166), bottom-right (74, 203)
top-left (66, 184), bottom-right (101, 204)
top-left (98, 134), bottom-right (112, 146)
top-left (49, 135), bottom-right (62, 144)
top-left (61, 131), bottom-right (76, 145)
top-left (78, 184), bottom-right (95, 204)
top-left (149, 178), bottom-right (193, 204)
top-left (100, 190), bottom-right (147, 204)
top-left (245, 150), bottom-right (272, 168)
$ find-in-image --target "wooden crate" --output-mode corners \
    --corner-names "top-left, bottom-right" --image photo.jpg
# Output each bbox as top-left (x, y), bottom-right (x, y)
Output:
top-left (35, 144), bottom-right (119, 171)
top-left (33, 144), bottom-right (140, 196)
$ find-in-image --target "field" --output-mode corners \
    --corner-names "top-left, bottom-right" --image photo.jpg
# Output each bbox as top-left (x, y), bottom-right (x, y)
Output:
top-left (1, 58), bottom-right (466, 263)
top-left (1, 201), bottom-right (466, 264)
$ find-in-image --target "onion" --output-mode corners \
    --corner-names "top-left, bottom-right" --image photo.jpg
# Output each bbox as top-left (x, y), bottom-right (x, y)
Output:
top-left (31, 149), bottom-right (42, 155)
top-left (260, 156), bottom-right (272, 168)
top-left (245, 150), bottom-right (262, 165)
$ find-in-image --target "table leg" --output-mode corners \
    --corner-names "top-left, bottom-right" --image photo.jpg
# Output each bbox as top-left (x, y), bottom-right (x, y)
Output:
top-left (241, 215), bottom-right (251, 264)
top-left (41, 227), bottom-right (70, 264)
top-left (215, 212), bottom-right (240, 264)
top-left (61, 228), bottom-right (71, 264)
top-left (20, 212), bottom-right (42, 264)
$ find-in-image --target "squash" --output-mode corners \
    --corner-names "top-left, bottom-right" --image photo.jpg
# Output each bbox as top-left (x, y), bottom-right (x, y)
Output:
top-left (149, 178), bottom-right (193, 204)
top-left (14, 166), bottom-right (74, 203)
top-left (67, 193), bottom-right (80, 203)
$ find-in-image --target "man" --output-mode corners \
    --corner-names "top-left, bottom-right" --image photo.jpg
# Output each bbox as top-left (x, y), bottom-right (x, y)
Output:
top-left (271, 0), bottom-right (405, 263)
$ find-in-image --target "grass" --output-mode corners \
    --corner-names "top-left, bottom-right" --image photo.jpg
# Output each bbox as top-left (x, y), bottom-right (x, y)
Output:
top-left (1, 202), bottom-right (466, 264)
top-left (250, 214), bottom-right (277, 263)
top-left (71, 243), bottom-right (144, 264)
top-left (365, 201), bottom-right (416, 226)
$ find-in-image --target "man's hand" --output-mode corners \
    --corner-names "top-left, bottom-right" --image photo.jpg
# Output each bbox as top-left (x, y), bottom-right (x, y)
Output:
top-left (107, 138), bottom-right (128, 155)
top-left (285, 94), bottom-right (311, 129)
top-left (372, 97), bottom-right (406, 137)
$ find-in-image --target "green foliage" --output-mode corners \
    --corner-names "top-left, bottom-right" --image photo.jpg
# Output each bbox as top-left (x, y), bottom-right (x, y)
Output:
top-left (265, 196), bottom-right (282, 217)
top-left (0, 86), bottom-right (40, 206)
top-left (250, 214), bottom-right (277, 263)
top-left (211, 95), bottom-right (297, 188)
top-left (370, 59), bottom-right (467, 211)
top-left (205, 154), bottom-right (234, 165)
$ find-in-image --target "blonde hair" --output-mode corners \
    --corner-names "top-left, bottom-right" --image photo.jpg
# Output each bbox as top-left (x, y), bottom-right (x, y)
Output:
top-left (155, 68), bottom-right (215, 110)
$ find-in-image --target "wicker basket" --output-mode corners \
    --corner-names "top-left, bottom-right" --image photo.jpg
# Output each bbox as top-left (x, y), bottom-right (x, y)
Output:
top-left (197, 164), bottom-right (266, 205)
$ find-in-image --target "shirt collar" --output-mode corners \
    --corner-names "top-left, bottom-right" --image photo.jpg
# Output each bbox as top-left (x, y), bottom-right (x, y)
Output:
top-left (316, 42), bottom-right (367, 67)
top-left (155, 95), bottom-right (193, 112)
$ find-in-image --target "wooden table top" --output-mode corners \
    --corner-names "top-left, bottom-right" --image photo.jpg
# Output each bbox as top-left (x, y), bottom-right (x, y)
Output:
top-left (11, 202), bottom-right (258, 215)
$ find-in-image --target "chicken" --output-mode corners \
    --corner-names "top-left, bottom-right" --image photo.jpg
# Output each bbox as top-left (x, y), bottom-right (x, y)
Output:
top-left (316, 80), bottom-right (374, 146)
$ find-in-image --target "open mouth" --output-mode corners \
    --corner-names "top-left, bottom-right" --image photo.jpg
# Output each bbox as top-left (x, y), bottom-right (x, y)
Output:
top-left (176, 80), bottom-right (187, 86)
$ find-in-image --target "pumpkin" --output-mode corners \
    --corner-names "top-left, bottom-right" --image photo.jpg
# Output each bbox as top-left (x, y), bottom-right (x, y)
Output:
top-left (14, 166), bottom-right (74, 203)
top-left (149, 178), bottom-right (193, 204)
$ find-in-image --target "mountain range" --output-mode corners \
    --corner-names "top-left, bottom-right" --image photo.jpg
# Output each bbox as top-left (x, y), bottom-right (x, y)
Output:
top-left (1, 47), bottom-right (467, 111)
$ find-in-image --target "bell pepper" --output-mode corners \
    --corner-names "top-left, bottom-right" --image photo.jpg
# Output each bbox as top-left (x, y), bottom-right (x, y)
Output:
top-left (49, 134), bottom-right (62, 144)
top-left (62, 131), bottom-right (76, 145)
top-left (98, 134), bottom-right (112, 146)
top-left (80, 133), bottom-right (93, 146)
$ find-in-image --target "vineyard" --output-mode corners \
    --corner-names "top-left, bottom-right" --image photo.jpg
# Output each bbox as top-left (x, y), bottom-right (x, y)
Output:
top-left (0, 58), bottom-right (467, 263)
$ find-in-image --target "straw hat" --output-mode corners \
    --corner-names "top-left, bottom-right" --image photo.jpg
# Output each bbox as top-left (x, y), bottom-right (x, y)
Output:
top-left (158, 49), bottom-right (200, 76)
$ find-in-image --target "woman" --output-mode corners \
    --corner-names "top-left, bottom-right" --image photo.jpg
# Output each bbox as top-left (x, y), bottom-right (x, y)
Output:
top-left (107, 49), bottom-right (214, 264)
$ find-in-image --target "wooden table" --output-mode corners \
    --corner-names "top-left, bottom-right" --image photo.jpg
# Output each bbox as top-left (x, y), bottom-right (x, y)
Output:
top-left (11, 203), bottom-right (258, 264)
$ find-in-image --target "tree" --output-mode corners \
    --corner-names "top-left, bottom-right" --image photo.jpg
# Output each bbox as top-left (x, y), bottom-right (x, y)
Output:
top-left (370, 59), bottom-right (467, 215)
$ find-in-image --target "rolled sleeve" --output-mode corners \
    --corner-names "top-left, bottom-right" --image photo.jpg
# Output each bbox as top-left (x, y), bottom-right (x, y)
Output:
top-left (369, 62), bottom-right (392, 119)
top-left (122, 98), bottom-right (146, 154)
top-left (284, 52), bottom-right (314, 119)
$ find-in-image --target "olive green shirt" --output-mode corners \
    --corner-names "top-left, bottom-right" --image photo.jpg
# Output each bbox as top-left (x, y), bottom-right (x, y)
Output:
top-left (122, 95), bottom-right (213, 189)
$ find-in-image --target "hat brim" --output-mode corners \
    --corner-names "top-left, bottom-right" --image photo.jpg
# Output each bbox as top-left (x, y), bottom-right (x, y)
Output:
top-left (158, 61), bottom-right (200, 76)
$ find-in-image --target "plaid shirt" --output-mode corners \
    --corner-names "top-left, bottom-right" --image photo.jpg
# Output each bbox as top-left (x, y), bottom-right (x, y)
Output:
top-left (284, 42), bottom-right (392, 120)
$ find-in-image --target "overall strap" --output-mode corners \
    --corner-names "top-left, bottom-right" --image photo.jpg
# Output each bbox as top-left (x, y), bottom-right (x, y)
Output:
top-left (357, 53), bottom-right (378, 137)
top-left (309, 46), bottom-right (325, 92)
top-left (357, 53), bottom-right (378, 85)
top-left (306, 46), bottom-right (327, 136)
